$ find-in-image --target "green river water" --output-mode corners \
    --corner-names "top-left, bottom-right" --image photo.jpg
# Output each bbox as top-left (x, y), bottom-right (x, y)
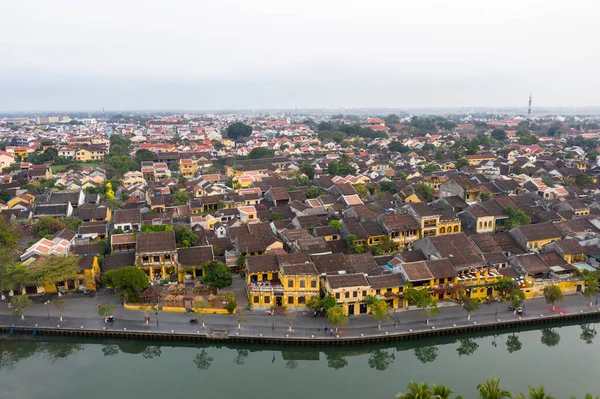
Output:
top-left (0, 322), bottom-right (598, 399)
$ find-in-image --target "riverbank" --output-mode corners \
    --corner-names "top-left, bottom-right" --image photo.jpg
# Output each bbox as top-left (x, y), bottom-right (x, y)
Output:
top-left (2, 293), bottom-right (599, 345)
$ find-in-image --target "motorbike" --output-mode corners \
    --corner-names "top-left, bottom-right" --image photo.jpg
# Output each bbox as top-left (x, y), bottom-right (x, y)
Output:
top-left (189, 318), bottom-right (198, 324)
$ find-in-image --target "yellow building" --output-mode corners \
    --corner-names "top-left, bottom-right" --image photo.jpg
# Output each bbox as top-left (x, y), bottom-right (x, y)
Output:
top-left (179, 159), bottom-right (198, 178)
top-left (509, 222), bottom-right (563, 251)
top-left (324, 273), bottom-right (372, 315)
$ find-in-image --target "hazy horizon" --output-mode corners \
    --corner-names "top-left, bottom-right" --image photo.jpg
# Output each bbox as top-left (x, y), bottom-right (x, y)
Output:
top-left (2, 0), bottom-right (599, 111)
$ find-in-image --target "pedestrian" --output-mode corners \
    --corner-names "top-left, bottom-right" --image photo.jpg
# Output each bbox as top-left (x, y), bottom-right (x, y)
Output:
top-left (330, 328), bottom-right (333, 337)
top-left (97, 303), bottom-right (101, 308)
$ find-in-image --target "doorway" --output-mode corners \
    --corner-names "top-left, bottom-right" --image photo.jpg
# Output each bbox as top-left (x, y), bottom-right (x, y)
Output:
top-left (348, 303), bottom-right (355, 315)
top-left (275, 296), bottom-right (283, 307)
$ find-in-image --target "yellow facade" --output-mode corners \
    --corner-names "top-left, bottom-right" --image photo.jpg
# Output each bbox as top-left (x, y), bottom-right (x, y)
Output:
top-left (437, 220), bottom-right (461, 235)
top-left (526, 237), bottom-right (560, 251)
top-left (279, 272), bottom-right (320, 307)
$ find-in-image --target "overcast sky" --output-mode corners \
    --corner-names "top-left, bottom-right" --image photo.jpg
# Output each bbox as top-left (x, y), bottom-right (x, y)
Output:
top-left (1, 0), bottom-right (599, 111)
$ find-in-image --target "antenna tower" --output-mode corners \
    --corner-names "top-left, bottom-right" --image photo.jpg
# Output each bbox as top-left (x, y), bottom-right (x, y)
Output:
top-left (528, 92), bottom-right (532, 117)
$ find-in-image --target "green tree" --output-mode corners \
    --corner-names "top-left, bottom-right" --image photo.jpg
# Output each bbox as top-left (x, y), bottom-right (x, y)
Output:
top-left (10, 295), bottom-right (32, 320)
top-left (414, 184), bottom-right (434, 202)
top-left (540, 328), bottom-right (560, 347)
top-left (248, 147), bottom-right (275, 159)
top-left (268, 213), bottom-right (282, 222)
top-left (583, 276), bottom-right (599, 306)
top-left (52, 299), bottom-right (68, 322)
top-left (507, 288), bottom-right (526, 309)
top-left (516, 385), bottom-right (556, 399)
top-left (306, 296), bottom-right (322, 312)
top-left (226, 122), bottom-right (252, 140)
top-left (320, 293), bottom-right (337, 313)
top-left (98, 302), bottom-right (115, 317)
top-left (395, 381), bottom-right (432, 399)
top-left (380, 181), bottom-right (398, 193)
top-left (575, 174), bottom-right (593, 187)
top-left (173, 190), bottom-right (190, 206)
top-left (432, 384), bottom-right (456, 399)
top-left (134, 149), bottom-right (156, 164)
top-left (327, 306), bottom-right (348, 332)
top-left (328, 220), bottom-right (343, 230)
top-left (491, 129), bottom-right (507, 141)
top-left (174, 227), bottom-right (198, 248)
top-left (305, 186), bottom-right (324, 199)
top-left (35, 255), bottom-right (80, 287)
top-left (422, 163), bottom-right (439, 174)
top-left (504, 207), bottom-right (531, 229)
top-left (543, 284), bottom-right (563, 311)
top-left (461, 295), bottom-right (481, 321)
top-left (201, 260), bottom-right (232, 289)
top-left (364, 295), bottom-right (391, 330)
top-left (477, 377), bottom-right (512, 399)
top-left (404, 287), bottom-right (439, 325)
top-left (103, 266), bottom-right (149, 303)
top-left (32, 216), bottom-right (64, 238)
top-left (300, 163), bottom-right (315, 180)
top-left (236, 308), bottom-right (247, 329)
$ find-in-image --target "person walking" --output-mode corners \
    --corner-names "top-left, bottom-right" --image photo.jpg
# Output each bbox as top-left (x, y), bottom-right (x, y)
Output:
top-left (329, 328), bottom-right (333, 337)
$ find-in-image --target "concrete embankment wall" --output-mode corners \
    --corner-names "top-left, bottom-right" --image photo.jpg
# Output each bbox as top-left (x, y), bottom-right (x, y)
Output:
top-left (2, 311), bottom-right (599, 346)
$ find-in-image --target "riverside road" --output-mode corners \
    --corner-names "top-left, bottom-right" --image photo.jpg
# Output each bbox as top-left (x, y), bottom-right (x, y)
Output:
top-left (1, 291), bottom-right (599, 341)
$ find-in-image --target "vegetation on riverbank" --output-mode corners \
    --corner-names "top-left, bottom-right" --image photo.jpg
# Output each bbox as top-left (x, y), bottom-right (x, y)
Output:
top-left (395, 377), bottom-right (598, 399)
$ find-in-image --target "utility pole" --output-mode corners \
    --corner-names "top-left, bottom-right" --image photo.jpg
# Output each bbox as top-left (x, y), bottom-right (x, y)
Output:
top-left (528, 92), bottom-right (532, 117)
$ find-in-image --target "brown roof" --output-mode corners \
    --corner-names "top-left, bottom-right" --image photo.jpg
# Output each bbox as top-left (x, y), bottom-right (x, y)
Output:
top-left (177, 246), bottom-right (214, 266)
top-left (426, 259), bottom-right (457, 279)
top-left (327, 273), bottom-right (369, 289)
top-left (282, 263), bottom-right (318, 276)
top-left (368, 274), bottom-right (405, 289)
top-left (512, 222), bottom-right (563, 242)
top-left (278, 253), bottom-right (311, 266)
top-left (345, 253), bottom-right (378, 274)
top-left (246, 254), bottom-right (279, 274)
top-left (312, 253), bottom-right (347, 274)
top-left (378, 213), bottom-right (419, 232)
top-left (552, 239), bottom-right (585, 255)
top-left (401, 261), bottom-right (434, 282)
top-left (111, 234), bottom-right (136, 245)
top-left (103, 252), bottom-right (135, 271)
top-left (516, 254), bottom-right (550, 275)
top-left (422, 232), bottom-right (484, 270)
top-left (114, 209), bottom-right (141, 224)
top-left (136, 231), bottom-right (176, 253)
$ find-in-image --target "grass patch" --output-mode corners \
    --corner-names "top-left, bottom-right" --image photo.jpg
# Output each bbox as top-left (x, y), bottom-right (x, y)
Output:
top-left (51, 162), bottom-right (103, 172)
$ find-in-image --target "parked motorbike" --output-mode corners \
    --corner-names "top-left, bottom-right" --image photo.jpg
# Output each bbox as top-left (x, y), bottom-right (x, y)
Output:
top-left (189, 318), bottom-right (198, 324)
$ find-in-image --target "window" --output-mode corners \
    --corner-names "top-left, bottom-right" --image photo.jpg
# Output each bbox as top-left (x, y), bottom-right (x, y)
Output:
top-left (262, 273), bottom-right (268, 281)
top-left (142, 256), bottom-right (149, 262)
top-left (310, 280), bottom-right (317, 288)
top-left (264, 296), bottom-right (270, 304)
top-left (298, 296), bottom-right (305, 304)
top-left (353, 291), bottom-right (357, 298)
top-left (288, 296), bottom-right (294, 305)
top-left (335, 293), bottom-right (340, 299)
top-left (376, 289), bottom-right (381, 295)
top-left (253, 296), bottom-right (259, 304)
top-left (362, 290), bottom-right (367, 297)
top-left (344, 292), bottom-right (349, 299)
top-left (288, 280), bottom-right (293, 288)
top-left (300, 280), bottom-right (306, 288)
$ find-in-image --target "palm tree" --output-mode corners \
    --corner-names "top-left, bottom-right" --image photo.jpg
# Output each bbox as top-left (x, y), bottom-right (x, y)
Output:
top-left (431, 384), bottom-right (455, 399)
top-left (517, 385), bottom-right (555, 399)
top-left (477, 377), bottom-right (512, 399)
top-left (569, 395), bottom-right (600, 399)
top-left (396, 381), bottom-right (432, 399)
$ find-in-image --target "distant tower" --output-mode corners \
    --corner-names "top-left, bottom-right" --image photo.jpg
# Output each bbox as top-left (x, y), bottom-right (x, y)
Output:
top-left (528, 92), bottom-right (532, 117)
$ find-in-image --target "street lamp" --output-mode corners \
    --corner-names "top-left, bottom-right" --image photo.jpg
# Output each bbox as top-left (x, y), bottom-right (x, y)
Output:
top-left (44, 301), bottom-right (50, 319)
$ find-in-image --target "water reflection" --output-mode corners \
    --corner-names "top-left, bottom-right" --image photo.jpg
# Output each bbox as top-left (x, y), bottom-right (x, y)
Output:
top-left (194, 349), bottom-right (213, 370)
top-left (326, 352), bottom-right (348, 370)
top-left (505, 334), bottom-right (522, 354)
top-left (413, 346), bottom-right (438, 364)
top-left (0, 340), bottom-right (84, 370)
top-left (368, 349), bottom-right (395, 371)
top-left (540, 328), bottom-right (561, 347)
top-left (579, 324), bottom-right (597, 344)
top-left (234, 349), bottom-right (249, 366)
top-left (456, 338), bottom-right (479, 357)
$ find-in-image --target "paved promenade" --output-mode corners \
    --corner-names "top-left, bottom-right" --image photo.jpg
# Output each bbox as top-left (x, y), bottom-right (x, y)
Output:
top-left (1, 291), bottom-right (598, 341)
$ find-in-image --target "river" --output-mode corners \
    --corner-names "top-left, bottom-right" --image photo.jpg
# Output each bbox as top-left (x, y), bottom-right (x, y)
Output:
top-left (0, 322), bottom-right (598, 399)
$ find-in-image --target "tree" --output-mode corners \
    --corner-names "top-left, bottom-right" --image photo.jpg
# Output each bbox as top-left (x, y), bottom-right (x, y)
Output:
top-left (328, 220), bottom-right (343, 230)
top-left (226, 122), bottom-right (252, 140)
top-left (174, 226), bottom-right (198, 248)
top-left (268, 213), bottom-right (282, 222)
top-left (320, 294), bottom-right (337, 313)
top-left (134, 149), bottom-right (156, 164)
top-left (543, 284), bottom-right (563, 311)
top-left (326, 306), bottom-right (348, 332)
top-left (389, 141), bottom-right (410, 153)
top-left (305, 186), bottom-right (323, 199)
top-left (248, 147), bottom-right (275, 159)
top-left (491, 128), bottom-right (507, 141)
top-left (52, 299), bottom-right (68, 322)
top-left (507, 288), bottom-right (526, 310)
top-left (575, 174), bottom-right (593, 187)
top-left (540, 328), bottom-right (560, 347)
top-left (0, 219), bottom-right (19, 293)
top-left (193, 298), bottom-right (209, 327)
top-left (300, 163), bottom-right (315, 180)
top-left (432, 384), bottom-right (456, 399)
top-left (477, 377), bottom-right (512, 399)
top-left (422, 163), bottom-right (439, 174)
top-left (236, 309), bottom-right (247, 329)
top-left (173, 190), bottom-right (190, 206)
top-left (579, 324), bottom-right (597, 345)
top-left (11, 295), bottom-right (32, 320)
top-left (504, 207), bottom-right (531, 229)
top-left (306, 296), bottom-right (321, 312)
top-left (404, 287), bottom-right (439, 324)
top-left (364, 295), bottom-right (391, 330)
top-left (454, 157), bottom-right (469, 169)
top-left (105, 182), bottom-right (115, 200)
top-left (98, 302), bottom-right (115, 317)
top-left (201, 260), bottom-right (232, 289)
top-left (414, 184), bottom-right (434, 202)
top-left (380, 181), bottom-right (398, 194)
top-left (35, 255), bottom-right (80, 287)
top-left (396, 381), bottom-right (432, 399)
top-left (461, 295), bottom-right (481, 321)
top-left (103, 266), bottom-right (149, 303)
top-left (583, 276), bottom-right (598, 306)
top-left (285, 312), bottom-right (296, 332)
top-left (516, 385), bottom-right (556, 399)
top-left (32, 216), bottom-right (64, 238)
top-left (353, 184), bottom-right (370, 200)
